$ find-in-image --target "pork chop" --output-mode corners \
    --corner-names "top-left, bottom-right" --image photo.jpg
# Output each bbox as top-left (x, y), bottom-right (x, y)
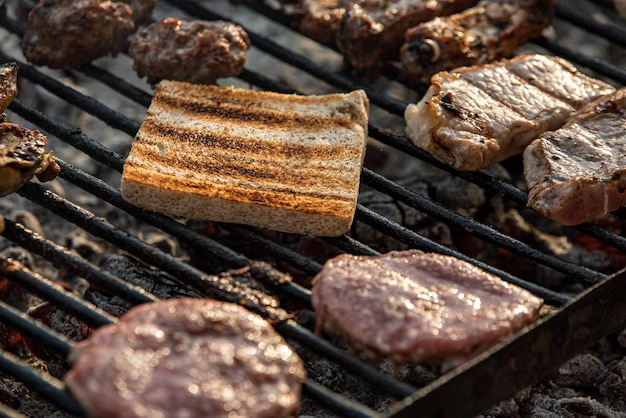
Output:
top-left (404, 54), bottom-right (616, 171)
top-left (64, 298), bottom-right (306, 418)
top-left (524, 87), bottom-right (626, 225)
top-left (311, 249), bottom-right (543, 367)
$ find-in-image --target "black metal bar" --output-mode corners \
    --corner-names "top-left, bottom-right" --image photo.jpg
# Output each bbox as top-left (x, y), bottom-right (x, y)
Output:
top-left (556, 1), bottom-right (626, 46)
top-left (0, 350), bottom-right (85, 416)
top-left (302, 380), bottom-right (382, 418)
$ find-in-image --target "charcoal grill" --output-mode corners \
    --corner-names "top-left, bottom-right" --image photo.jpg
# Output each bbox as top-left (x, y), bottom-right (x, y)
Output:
top-left (0, 0), bottom-right (626, 417)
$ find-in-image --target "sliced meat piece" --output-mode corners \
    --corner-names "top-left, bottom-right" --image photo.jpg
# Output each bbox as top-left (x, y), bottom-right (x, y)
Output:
top-left (275, 0), bottom-right (478, 75)
top-left (0, 123), bottom-right (60, 197)
top-left (64, 298), bottom-right (306, 418)
top-left (404, 54), bottom-right (616, 171)
top-left (401, 0), bottom-right (555, 84)
top-left (524, 87), bottom-right (626, 225)
top-left (311, 249), bottom-right (543, 367)
top-left (0, 62), bottom-right (18, 114)
top-left (21, 0), bottom-right (135, 69)
top-left (128, 18), bottom-right (251, 85)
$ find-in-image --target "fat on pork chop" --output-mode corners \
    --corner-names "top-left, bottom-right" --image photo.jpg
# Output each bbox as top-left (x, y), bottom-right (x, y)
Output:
top-left (64, 298), bottom-right (306, 418)
top-left (404, 54), bottom-right (616, 171)
top-left (524, 87), bottom-right (626, 225)
top-left (311, 250), bottom-right (543, 368)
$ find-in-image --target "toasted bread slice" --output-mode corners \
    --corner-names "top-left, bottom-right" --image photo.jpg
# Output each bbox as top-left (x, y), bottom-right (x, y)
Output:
top-left (121, 81), bottom-right (369, 236)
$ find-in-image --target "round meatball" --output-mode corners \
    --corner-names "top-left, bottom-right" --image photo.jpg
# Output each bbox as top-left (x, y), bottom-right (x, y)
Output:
top-left (21, 0), bottom-right (135, 69)
top-left (128, 18), bottom-right (251, 85)
top-left (64, 298), bottom-right (306, 418)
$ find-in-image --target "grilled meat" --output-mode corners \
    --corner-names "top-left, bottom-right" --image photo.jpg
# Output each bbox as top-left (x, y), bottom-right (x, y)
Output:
top-left (401, 0), bottom-right (555, 84)
top-left (311, 250), bottom-right (543, 367)
top-left (0, 62), bottom-right (18, 114)
top-left (0, 123), bottom-right (60, 197)
top-left (21, 0), bottom-right (135, 69)
top-left (277, 0), bottom-right (478, 75)
top-left (404, 54), bottom-right (616, 171)
top-left (128, 18), bottom-right (250, 85)
top-left (524, 87), bottom-right (626, 226)
top-left (64, 298), bottom-right (306, 418)
top-left (120, 0), bottom-right (156, 25)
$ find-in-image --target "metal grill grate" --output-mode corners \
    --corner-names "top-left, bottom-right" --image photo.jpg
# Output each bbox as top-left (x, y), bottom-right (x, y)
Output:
top-left (0, 0), bottom-right (625, 417)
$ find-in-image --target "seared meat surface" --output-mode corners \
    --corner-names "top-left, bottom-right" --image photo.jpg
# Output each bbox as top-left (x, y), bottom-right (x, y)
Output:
top-left (119, 0), bottom-right (156, 25)
top-left (401, 0), bottom-right (555, 84)
top-left (524, 87), bottom-right (626, 226)
top-left (0, 63), bottom-right (18, 114)
top-left (277, 0), bottom-right (478, 75)
top-left (311, 250), bottom-right (543, 367)
top-left (64, 298), bottom-right (306, 418)
top-left (21, 0), bottom-right (135, 69)
top-left (0, 123), bottom-right (59, 197)
top-left (128, 18), bottom-right (251, 85)
top-left (404, 54), bottom-right (615, 171)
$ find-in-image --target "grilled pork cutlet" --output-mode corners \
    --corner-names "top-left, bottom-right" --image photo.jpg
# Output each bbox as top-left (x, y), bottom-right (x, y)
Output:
top-left (404, 54), bottom-right (616, 171)
top-left (121, 81), bottom-right (369, 237)
top-left (524, 88), bottom-right (626, 226)
top-left (276, 0), bottom-right (478, 75)
top-left (312, 250), bottom-right (543, 368)
top-left (401, 0), bottom-right (555, 84)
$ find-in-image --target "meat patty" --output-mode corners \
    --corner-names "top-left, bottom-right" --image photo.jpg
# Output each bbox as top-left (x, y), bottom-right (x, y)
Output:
top-left (401, 0), bottom-right (555, 84)
top-left (524, 87), bottom-right (626, 226)
top-left (21, 0), bottom-right (135, 69)
top-left (311, 250), bottom-right (543, 367)
top-left (128, 18), bottom-right (251, 85)
top-left (63, 298), bottom-right (306, 418)
top-left (0, 123), bottom-right (59, 197)
top-left (119, 0), bottom-right (156, 25)
top-left (404, 54), bottom-right (616, 171)
top-left (276, 0), bottom-right (478, 75)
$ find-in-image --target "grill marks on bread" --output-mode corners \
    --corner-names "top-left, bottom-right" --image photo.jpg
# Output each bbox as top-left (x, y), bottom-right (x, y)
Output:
top-left (404, 55), bottom-right (616, 171)
top-left (121, 81), bottom-right (369, 236)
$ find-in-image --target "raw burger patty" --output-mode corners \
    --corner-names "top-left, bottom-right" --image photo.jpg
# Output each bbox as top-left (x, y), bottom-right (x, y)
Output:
top-left (311, 250), bottom-right (543, 366)
top-left (64, 298), bottom-right (306, 418)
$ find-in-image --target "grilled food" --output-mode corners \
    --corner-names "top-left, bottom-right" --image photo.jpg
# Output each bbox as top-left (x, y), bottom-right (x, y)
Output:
top-left (401, 0), bottom-right (555, 84)
top-left (524, 87), bottom-right (626, 225)
top-left (21, 0), bottom-right (135, 69)
top-left (64, 298), bottom-right (306, 418)
top-left (0, 123), bottom-right (60, 197)
top-left (128, 18), bottom-right (250, 85)
top-left (276, 0), bottom-right (478, 75)
top-left (311, 250), bottom-right (543, 367)
top-left (404, 54), bottom-right (616, 171)
top-left (120, 80), bottom-right (369, 236)
top-left (0, 62), bottom-right (18, 114)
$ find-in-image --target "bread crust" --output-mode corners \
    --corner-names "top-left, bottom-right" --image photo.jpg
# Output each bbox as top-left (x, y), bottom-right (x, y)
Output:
top-left (121, 81), bottom-right (369, 236)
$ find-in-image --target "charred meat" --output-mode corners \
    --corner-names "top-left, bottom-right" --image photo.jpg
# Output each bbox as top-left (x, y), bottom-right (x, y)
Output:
top-left (128, 18), bottom-right (251, 85)
top-left (401, 0), bottom-right (555, 84)
top-left (0, 123), bottom-right (60, 197)
top-left (524, 87), bottom-right (626, 226)
top-left (276, 0), bottom-right (478, 75)
top-left (0, 63), bottom-right (18, 114)
top-left (404, 54), bottom-right (615, 171)
top-left (311, 250), bottom-right (543, 367)
top-left (21, 0), bottom-right (135, 69)
top-left (64, 298), bottom-right (306, 418)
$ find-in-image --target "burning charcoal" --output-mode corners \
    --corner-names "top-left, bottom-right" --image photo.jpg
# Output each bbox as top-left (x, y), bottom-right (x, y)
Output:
top-left (65, 231), bottom-right (104, 263)
top-left (12, 210), bottom-right (43, 237)
top-left (558, 397), bottom-right (622, 418)
top-left (143, 231), bottom-right (178, 256)
top-left (554, 354), bottom-right (604, 388)
top-left (0, 380), bottom-right (19, 409)
top-left (0, 322), bottom-right (22, 350)
top-left (594, 359), bottom-right (626, 412)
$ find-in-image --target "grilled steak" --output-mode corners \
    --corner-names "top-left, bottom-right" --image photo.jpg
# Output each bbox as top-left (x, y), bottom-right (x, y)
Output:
top-left (401, 0), bottom-right (555, 84)
top-left (311, 250), bottom-right (543, 367)
top-left (64, 298), bottom-right (306, 418)
top-left (0, 123), bottom-right (59, 197)
top-left (128, 18), bottom-right (250, 85)
top-left (276, 0), bottom-right (478, 75)
top-left (524, 87), bottom-right (626, 225)
top-left (404, 54), bottom-right (616, 171)
top-left (21, 0), bottom-right (135, 69)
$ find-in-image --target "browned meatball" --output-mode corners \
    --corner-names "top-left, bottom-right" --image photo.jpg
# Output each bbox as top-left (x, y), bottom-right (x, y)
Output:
top-left (21, 0), bottom-right (135, 69)
top-left (128, 18), bottom-right (251, 85)
top-left (120, 0), bottom-right (156, 25)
